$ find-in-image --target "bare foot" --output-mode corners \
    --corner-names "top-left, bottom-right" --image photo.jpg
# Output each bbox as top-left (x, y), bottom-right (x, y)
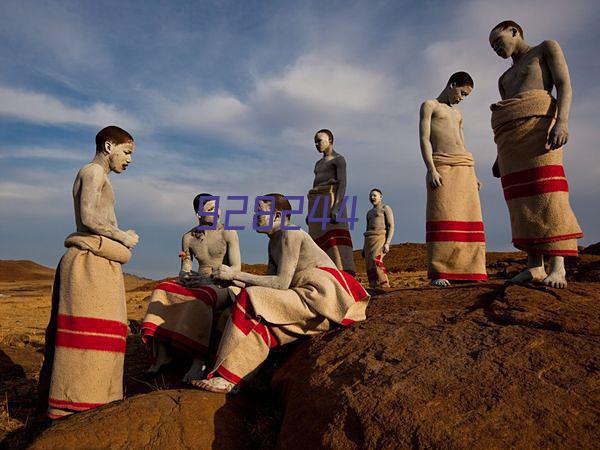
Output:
top-left (542, 269), bottom-right (567, 289)
top-left (510, 266), bottom-right (547, 283)
top-left (191, 377), bottom-right (238, 394)
top-left (146, 342), bottom-right (174, 375)
top-left (431, 279), bottom-right (450, 287)
top-left (182, 358), bottom-right (206, 384)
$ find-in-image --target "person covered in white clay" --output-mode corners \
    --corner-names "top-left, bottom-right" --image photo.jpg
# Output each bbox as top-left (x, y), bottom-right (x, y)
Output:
top-left (362, 188), bottom-right (394, 288)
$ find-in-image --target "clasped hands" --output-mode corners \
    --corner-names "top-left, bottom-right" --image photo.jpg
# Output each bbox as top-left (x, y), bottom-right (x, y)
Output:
top-left (179, 264), bottom-right (237, 287)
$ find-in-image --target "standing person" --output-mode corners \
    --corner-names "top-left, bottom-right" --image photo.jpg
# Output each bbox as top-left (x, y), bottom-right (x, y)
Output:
top-left (489, 20), bottom-right (582, 288)
top-left (419, 72), bottom-right (487, 286)
top-left (39, 126), bottom-right (139, 419)
top-left (362, 188), bottom-right (394, 288)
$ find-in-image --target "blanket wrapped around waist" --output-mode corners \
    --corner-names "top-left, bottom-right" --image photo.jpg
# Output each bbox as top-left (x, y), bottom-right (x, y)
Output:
top-left (363, 229), bottom-right (389, 288)
top-left (490, 89), bottom-right (582, 256)
top-left (307, 184), bottom-right (356, 274)
top-left (141, 278), bottom-right (233, 358)
top-left (38, 233), bottom-right (131, 419)
top-left (426, 152), bottom-right (487, 281)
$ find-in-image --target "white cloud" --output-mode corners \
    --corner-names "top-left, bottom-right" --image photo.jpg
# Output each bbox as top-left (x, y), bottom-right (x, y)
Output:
top-left (0, 86), bottom-right (140, 130)
top-left (0, 146), bottom-right (88, 161)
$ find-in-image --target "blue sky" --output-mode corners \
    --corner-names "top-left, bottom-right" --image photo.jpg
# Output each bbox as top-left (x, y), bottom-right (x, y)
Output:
top-left (1, 0), bottom-right (599, 279)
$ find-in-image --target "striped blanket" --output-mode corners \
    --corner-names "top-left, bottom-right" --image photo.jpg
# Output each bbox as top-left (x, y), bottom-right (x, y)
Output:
top-left (307, 184), bottom-right (356, 275)
top-left (207, 267), bottom-right (370, 384)
top-left (426, 152), bottom-right (488, 281)
top-left (363, 229), bottom-right (390, 288)
top-left (38, 233), bottom-right (131, 419)
top-left (491, 89), bottom-right (582, 256)
top-left (141, 279), bottom-right (233, 358)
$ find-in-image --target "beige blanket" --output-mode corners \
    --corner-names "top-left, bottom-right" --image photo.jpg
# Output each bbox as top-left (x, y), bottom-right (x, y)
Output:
top-left (363, 230), bottom-right (389, 288)
top-left (39, 233), bottom-right (131, 419)
top-left (307, 184), bottom-right (356, 274)
top-left (206, 267), bottom-right (370, 384)
top-left (491, 90), bottom-right (582, 256)
top-left (141, 279), bottom-right (232, 358)
top-left (426, 152), bottom-right (487, 280)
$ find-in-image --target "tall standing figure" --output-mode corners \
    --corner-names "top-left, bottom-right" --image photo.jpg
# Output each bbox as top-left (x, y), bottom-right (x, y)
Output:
top-left (419, 72), bottom-right (488, 286)
top-left (307, 129), bottom-right (357, 275)
top-left (362, 188), bottom-right (394, 288)
top-left (38, 126), bottom-right (139, 419)
top-left (489, 21), bottom-right (582, 288)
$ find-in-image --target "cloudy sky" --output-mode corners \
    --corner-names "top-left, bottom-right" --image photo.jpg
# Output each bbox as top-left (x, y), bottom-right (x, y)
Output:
top-left (1, 0), bottom-right (598, 279)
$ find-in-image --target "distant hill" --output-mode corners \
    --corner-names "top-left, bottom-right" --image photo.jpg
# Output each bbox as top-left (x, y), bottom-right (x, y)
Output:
top-left (0, 259), bottom-right (150, 291)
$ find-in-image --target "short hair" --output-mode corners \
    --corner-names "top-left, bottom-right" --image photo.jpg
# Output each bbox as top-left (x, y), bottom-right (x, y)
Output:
top-left (448, 72), bottom-right (474, 88)
top-left (491, 20), bottom-right (524, 38)
top-left (193, 193), bottom-right (214, 213)
top-left (95, 126), bottom-right (133, 153)
top-left (315, 129), bottom-right (334, 143)
top-left (370, 188), bottom-right (383, 196)
top-left (263, 193), bottom-right (292, 220)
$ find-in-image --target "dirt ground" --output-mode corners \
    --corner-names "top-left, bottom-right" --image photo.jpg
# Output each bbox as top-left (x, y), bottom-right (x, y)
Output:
top-left (1, 245), bottom-right (598, 448)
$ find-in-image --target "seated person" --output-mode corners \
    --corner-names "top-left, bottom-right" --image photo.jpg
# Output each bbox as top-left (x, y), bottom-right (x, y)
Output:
top-left (141, 194), bottom-right (241, 383)
top-left (192, 193), bottom-right (370, 393)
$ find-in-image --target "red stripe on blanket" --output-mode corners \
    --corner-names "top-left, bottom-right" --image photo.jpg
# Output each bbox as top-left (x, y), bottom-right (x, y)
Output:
top-left (426, 231), bottom-right (486, 242)
top-left (428, 272), bottom-right (488, 281)
top-left (208, 365), bottom-right (242, 385)
top-left (232, 290), bottom-right (278, 348)
top-left (426, 221), bottom-right (484, 232)
top-left (503, 179), bottom-right (569, 200)
top-left (374, 256), bottom-right (389, 274)
top-left (501, 165), bottom-right (565, 188)
top-left (514, 247), bottom-right (580, 257)
top-left (512, 232), bottom-right (584, 245)
top-left (318, 267), bottom-right (369, 302)
top-left (56, 314), bottom-right (127, 337)
top-left (47, 412), bottom-right (69, 419)
top-left (341, 318), bottom-right (355, 326)
top-left (55, 331), bottom-right (126, 353)
top-left (48, 398), bottom-right (105, 411)
top-left (315, 229), bottom-right (354, 249)
top-left (140, 322), bottom-right (208, 355)
top-left (155, 280), bottom-right (217, 307)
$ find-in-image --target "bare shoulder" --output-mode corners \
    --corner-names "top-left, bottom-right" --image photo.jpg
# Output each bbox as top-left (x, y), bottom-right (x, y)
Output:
top-left (223, 229), bottom-right (239, 241)
top-left (420, 99), bottom-right (437, 113)
top-left (78, 163), bottom-right (104, 181)
top-left (540, 39), bottom-right (563, 56)
top-left (182, 230), bottom-right (194, 244)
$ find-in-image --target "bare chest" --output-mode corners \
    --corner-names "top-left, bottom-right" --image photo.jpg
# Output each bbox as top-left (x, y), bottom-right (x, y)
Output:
top-left (188, 232), bottom-right (227, 262)
top-left (500, 51), bottom-right (550, 97)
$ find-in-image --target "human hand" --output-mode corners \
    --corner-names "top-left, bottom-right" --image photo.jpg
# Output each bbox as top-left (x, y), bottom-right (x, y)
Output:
top-left (427, 169), bottom-right (443, 188)
top-left (213, 264), bottom-right (236, 281)
top-left (383, 244), bottom-right (390, 254)
top-left (123, 229), bottom-right (139, 248)
top-left (548, 120), bottom-right (569, 150)
top-left (492, 161), bottom-right (500, 178)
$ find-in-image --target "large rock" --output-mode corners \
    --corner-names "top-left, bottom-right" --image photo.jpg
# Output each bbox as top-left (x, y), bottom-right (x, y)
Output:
top-left (30, 390), bottom-right (252, 450)
top-left (272, 282), bottom-right (600, 449)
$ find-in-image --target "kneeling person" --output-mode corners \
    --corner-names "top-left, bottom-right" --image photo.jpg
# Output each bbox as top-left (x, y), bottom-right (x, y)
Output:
top-left (141, 194), bottom-right (241, 383)
top-left (193, 194), bottom-right (370, 393)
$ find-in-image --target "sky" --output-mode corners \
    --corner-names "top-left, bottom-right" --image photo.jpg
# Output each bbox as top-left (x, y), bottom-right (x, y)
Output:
top-left (1, 0), bottom-right (599, 279)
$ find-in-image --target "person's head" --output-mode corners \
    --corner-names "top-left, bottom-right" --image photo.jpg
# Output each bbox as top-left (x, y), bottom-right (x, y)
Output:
top-left (489, 20), bottom-right (524, 59)
top-left (95, 125), bottom-right (134, 173)
top-left (255, 193), bottom-right (291, 234)
top-left (369, 188), bottom-right (383, 205)
top-left (314, 129), bottom-right (334, 153)
top-left (446, 72), bottom-right (474, 105)
top-left (193, 193), bottom-right (220, 225)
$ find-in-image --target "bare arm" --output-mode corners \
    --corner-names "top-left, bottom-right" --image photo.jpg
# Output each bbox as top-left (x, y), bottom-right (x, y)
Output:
top-left (544, 40), bottom-right (572, 149)
top-left (79, 165), bottom-right (130, 244)
top-left (492, 77), bottom-right (506, 178)
top-left (179, 233), bottom-right (193, 275)
top-left (218, 231), bottom-right (301, 290)
top-left (224, 230), bottom-right (242, 271)
top-left (332, 155), bottom-right (347, 215)
top-left (419, 101), bottom-right (442, 187)
top-left (384, 206), bottom-right (395, 246)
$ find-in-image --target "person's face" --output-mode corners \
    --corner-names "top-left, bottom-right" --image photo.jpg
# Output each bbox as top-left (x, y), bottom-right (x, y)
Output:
top-left (108, 141), bottom-right (134, 173)
top-left (448, 84), bottom-right (472, 105)
top-left (489, 27), bottom-right (518, 59)
top-left (369, 190), bottom-right (382, 205)
top-left (198, 200), bottom-right (217, 224)
top-left (314, 132), bottom-right (331, 153)
top-left (255, 200), bottom-right (279, 233)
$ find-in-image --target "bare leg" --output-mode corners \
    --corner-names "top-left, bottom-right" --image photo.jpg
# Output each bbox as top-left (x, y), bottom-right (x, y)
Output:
top-left (146, 340), bottom-right (174, 374)
top-left (191, 377), bottom-right (238, 394)
top-left (542, 256), bottom-right (567, 289)
top-left (510, 253), bottom-right (547, 283)
top-left (182, 358), bottom-right (206, 384)
top-left (431, 279), bottom-right (451, 287)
